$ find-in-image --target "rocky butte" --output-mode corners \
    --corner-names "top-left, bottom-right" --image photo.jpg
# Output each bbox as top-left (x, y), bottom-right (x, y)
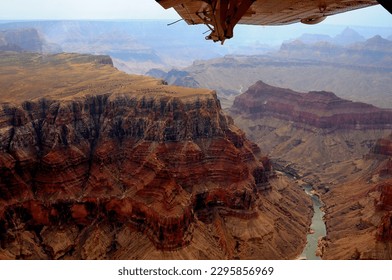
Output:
top-left (232, 80), bottom-right (392, 131)
top-left (0, 52), bottom-right (312, 259)
top-left (230, 81), bottom-right (392, 259)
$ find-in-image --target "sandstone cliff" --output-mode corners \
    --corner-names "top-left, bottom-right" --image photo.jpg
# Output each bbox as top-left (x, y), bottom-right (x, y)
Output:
top-left (0, 53), bottom-right (312, 259)
top-left (374, 134), bottom-right (392, 157)
top-left (232, 81), bottom-right (392, 131)
top-left (229, 81), bottom-right (392, 259)
top-left (230, 81), bottom-right (392, 178)
top-left (320, 146), bottom-right (392, 259)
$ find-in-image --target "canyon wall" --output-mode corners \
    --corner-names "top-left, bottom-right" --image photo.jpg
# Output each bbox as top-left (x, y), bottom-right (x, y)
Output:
top-left (230, 80), bottom-right (392, 180)
top-left (320, 141), bottom-right (392, 259)
top-left (229, 80), bottom-right (392, 259)
top-left (233, 81), bottom-right (392, 131)
top-left (0, 53), bottom-right (312, 259)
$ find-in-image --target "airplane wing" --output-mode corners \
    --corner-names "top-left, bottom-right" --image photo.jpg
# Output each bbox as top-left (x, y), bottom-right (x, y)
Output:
top-left (156, 0), bottom-right (382, 44)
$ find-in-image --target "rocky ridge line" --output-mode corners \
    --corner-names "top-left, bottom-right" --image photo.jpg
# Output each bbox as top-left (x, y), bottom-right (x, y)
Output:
top-left (232, 81), bottom-right (392, 131)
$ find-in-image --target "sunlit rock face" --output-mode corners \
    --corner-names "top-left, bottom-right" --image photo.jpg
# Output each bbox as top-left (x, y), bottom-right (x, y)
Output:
top-left (0, 52), bottom-right (312, 260)
top-left (232, 80), bottom-right (392, 131)
top-left (229, 80), bottom-right (392, 259)
top-left (229, 80), bottom-right (392, 187)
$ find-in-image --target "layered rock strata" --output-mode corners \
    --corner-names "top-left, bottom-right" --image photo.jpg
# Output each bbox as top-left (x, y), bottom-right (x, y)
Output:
top-left (0, 53), bottom-right (312, 259)
top-left (374, 134), bottom-right (392, 157)
top-left (229, 81), bottom-right (392, 184)
top-left (232, 81), bottom-right (392, 131)
top-left (320, 154), bottom-right (392, 259)
top-left (229, 81), bottom-right (392, 259)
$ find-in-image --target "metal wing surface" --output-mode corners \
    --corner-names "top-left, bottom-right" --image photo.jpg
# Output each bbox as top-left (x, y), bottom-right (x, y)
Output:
top-left (156, 0), bottom-right (381, 43)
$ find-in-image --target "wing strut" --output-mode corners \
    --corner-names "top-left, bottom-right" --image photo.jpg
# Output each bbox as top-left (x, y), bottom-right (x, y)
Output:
top-left (196, 0), bottom-right (255, 44)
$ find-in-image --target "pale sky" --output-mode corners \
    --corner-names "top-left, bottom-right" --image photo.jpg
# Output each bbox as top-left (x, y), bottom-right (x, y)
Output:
top-left (0, 0), bottom-right (391, 27)
top-left (0, 0), bottom-right (178, 20)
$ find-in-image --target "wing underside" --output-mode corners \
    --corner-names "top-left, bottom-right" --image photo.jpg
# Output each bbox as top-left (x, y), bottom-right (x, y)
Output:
top-left (156, 0), bottom-right (380, 43)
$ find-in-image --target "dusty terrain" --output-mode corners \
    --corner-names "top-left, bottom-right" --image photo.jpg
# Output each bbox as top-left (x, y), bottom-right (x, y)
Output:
top-left (0, 52), bottom-right (312, 259)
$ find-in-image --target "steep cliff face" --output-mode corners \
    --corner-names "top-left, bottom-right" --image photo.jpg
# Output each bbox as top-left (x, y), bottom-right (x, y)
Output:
top-left (232, 81), bottom-right (392, 131)
top-left (320, 155), bottom-right (392, 259)
top-left (230, 81), bottom-right (392, 180)
top-left (0, 28), bottom-right (61, 53)
top-left (374, 135), bottom-right (392, 243)
top-left (229, 81), bottom-right (392, 259)
top-left (0, 53), bottom-right (312, 259)
top-left (0, 28), bottom-right (43, 52)
top-left (374, 134), bottom-right (392, 157)
top-left (0, 92), bottom-right (258, 252)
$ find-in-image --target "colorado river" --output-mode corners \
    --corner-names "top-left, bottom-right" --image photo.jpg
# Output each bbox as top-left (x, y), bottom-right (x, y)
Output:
top-left (300, 185), bottom-right (327, 260)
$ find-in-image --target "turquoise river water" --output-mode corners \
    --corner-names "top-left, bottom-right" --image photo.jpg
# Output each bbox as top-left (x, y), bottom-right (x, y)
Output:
top-left (300, 185), bottom-right (327, 260)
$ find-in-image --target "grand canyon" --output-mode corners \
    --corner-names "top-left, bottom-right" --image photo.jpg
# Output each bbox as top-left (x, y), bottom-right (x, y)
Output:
top-left (0, 18), bottom-right (391, 260)
top-left (0, 52), bottom-right (313, 259)
top-left (230, 81), bottom-right (392, 259)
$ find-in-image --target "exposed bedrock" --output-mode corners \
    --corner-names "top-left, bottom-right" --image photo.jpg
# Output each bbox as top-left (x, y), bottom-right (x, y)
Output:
top-left (0, 92), bottom-right (264, 246)
top-left (229, 80), bottom-right (392, 259)
top-left (0, 53), bottom-right (312, 259)
top-left (0, 89), bottom-right (311, 259)
top-left (232, 81), bottom-right (392, 131)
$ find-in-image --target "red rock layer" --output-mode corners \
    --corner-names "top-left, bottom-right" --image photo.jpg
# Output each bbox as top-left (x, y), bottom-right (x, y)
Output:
top-left (232, 81), bottom-right (392, 131)
top-left (376, 211), bottom-right (392, 241)
top-left (374, 134), bottom-right (392, 157)
top-left (319, 143), bottom-right (392, 259)
top-left (0, 90), bottom-right (275, 256)
top-left (374, 134), bottom-right (392, 228)
top-left (376, 180), bottom-right (392, 212)
top-left (374, 136), bottom-right (392, 242)
top-left (230, 80), bottom-right (392, 259)
top-left (0, 53), bottom-right (314, 260)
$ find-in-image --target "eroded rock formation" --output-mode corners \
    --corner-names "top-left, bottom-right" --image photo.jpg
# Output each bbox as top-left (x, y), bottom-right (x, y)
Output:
top-left (320, 155), bottom-right (392, 259)
top-left (232, 81), bottom-right (392, 131)
top-left (374, 136), bottom-right (392, 243)
top-left (374, 134), bottom-right (392, 157)
top-left (229, 81), bottom-right (392, 184)
top-left (0, 53), bottom-right (312, 259)
top-left (229, 80), bottom-right (392, 259)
